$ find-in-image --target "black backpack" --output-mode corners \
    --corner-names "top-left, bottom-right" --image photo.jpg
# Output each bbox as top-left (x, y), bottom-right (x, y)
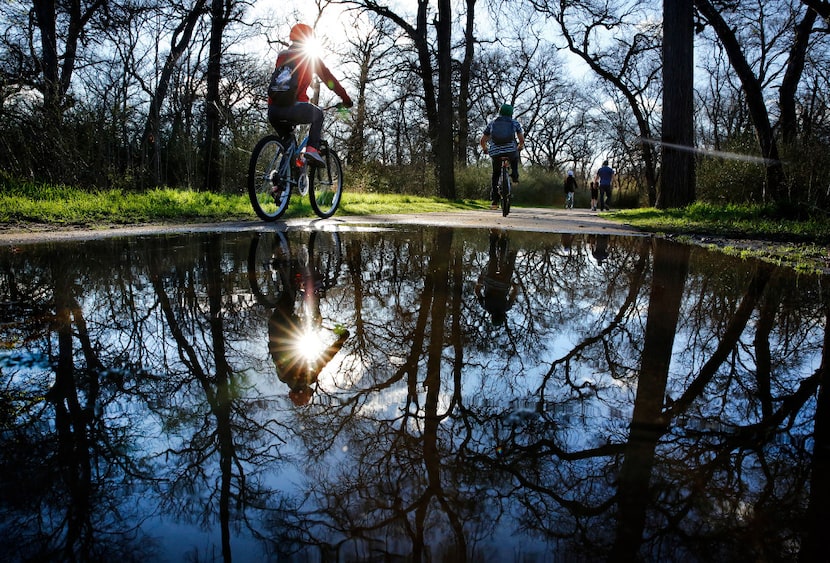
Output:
top-left (490, 117), bottom-right (515, 145)
top-left (268, 52), bottom-right (300, 107)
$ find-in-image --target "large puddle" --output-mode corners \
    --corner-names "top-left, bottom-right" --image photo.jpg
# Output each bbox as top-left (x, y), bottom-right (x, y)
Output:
top-left (0, 226), bottom-right (827, 561)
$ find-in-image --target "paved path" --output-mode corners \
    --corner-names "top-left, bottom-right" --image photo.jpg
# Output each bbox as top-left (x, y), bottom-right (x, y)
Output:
top-left (331, 207), bottom-right (641, 236)
top-left (0, 207), bottom-right (642, 246)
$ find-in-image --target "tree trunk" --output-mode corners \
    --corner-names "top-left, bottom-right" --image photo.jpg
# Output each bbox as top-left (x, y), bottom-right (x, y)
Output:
top-left (456, 0), bottom-right (477, 167)
top-left (346, 40), bottom-right (372, 166)
top-left (658, 0), bottom-right (695, 208)
top-left (435, 0), bottom-right (456, 198)
top-left (779, 8), bottom-right (817, 146)
top-left (202, 0), bottom-right (226, 191)
top-left (141, 0), bottom-right (207, 187)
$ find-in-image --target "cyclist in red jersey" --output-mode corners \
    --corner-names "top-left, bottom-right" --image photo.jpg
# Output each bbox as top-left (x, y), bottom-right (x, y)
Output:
top-left (267, 23), bottom-right (353, 166)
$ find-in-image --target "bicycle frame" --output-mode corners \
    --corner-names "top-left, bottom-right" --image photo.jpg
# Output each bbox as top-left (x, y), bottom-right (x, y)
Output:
top-left (248, 115), bottom-right (345, 221)
top-left (274, 128), bottom-right (309, 189)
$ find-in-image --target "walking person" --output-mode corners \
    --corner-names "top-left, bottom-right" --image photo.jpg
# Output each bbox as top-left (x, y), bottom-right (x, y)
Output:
top-left (589, 181), bottom-right (599, 211)
top-left (563, 170), bottom-right (577, 209)
top-left (480, 104), bottom-right (526, 210)
top-left (595, 160), bottom-right (615, 211)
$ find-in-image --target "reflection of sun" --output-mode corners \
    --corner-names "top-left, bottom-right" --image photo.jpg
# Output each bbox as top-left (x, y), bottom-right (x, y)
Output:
top-left (296, 328), bottom-right (325, 361)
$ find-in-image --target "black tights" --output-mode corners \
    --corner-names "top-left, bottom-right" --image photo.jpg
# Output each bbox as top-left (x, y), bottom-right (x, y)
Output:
top-left (490, 152), bottom-right (519, 202)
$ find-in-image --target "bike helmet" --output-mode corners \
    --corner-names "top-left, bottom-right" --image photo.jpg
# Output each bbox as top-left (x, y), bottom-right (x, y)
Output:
top-left (499, 103), bottom-right (514, 117)
top-left (289, 386), bottom-right (313, 406)
top-left (290, 23), bottom-right (314, 42)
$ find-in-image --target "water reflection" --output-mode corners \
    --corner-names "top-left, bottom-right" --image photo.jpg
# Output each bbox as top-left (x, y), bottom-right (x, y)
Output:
top-left (0, 227), bottom-right (827, 562)
top-left (252, 231), bottom-right (350, 405)
top-left (474, 229), bottom-right (518, 325)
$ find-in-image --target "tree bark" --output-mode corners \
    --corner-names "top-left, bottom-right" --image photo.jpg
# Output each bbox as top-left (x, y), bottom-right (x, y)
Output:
top-left (456, 0), bottom-right (477, 167)
top-left (202, 0), bottom-right (227, 191)
top-left (658, 0), bottom-right (695, 208)
top-left (435, 0), bottom-right (456, 198)
top-left (779, 8), bottom-right (817, 146)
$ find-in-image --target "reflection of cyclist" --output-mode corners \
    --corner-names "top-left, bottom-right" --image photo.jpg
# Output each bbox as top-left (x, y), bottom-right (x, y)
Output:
top-left (267, 23), bottom-right (353, 166)
top-left (590, 234), bottom-right (610, 266)
top-left (266, 243), bottom-right (348, 406)
top-left (475, 230), bottom-right (518, 325)
top-left (480, 104), bottom-right (525, 210)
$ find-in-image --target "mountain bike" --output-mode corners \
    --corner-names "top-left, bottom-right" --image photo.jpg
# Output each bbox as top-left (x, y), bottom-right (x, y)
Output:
top-left (248, 114), bottom-right (344, 221)
top-left (247, 230), bottom-right (343, 308)
top-left (495, 156), bottom-right (512, 217)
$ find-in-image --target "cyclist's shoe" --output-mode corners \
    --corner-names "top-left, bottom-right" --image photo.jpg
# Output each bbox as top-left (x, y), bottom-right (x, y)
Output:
top-left (304, 146), bottom-right (326, 167)
top-left (490, 201), bottom-right (500, 210)
top-left (512, 176), bottom-right (519, 184)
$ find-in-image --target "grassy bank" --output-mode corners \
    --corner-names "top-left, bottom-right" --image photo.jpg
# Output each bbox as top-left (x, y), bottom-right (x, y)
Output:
top-left (611, 202), bottom-right (830, 243)
top-left (610, 202), bottom-right (829, 273)
top-left (0, 176), bottom-right (484, 227)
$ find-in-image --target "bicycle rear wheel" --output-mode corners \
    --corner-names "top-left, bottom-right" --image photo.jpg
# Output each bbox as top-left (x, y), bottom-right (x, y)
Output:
top-left (247, 232), bottom-right (292, 308)
top-left (309, 148), bottom-right (344, 219)
top-left (248, 135), bottom-right (292, 221)
top-left (501, 167), bottom-right (511, 217)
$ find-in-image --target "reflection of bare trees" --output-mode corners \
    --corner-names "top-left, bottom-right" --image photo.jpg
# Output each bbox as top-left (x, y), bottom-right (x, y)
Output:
top-left (1, 229), bottom-right (828, 560)
top-left (0, 248), bottom-right (157, 560)
top-left (612, 240), bottom-right (690, 561)
top-left (145, 234), bottom-right (294, 561)
top-left (802, 277), bottom-right (830, 561)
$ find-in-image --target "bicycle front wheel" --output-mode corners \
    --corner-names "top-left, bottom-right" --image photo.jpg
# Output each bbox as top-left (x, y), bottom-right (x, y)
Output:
top-left (501, 167), bottom-right (511, 217)
top-left (308, 230), bottom-right (343, 290)
top-left (248, 135), bottom-right (292, 221)
top-left (309, 148), bottom-right (344, 219)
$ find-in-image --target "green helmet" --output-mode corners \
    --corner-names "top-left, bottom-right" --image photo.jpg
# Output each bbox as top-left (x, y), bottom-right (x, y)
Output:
top-left (499, 103), bottom-right (514, 117)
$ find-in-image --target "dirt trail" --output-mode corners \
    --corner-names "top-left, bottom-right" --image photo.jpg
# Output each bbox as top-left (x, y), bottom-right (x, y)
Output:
top-left (0, 207), bottom-right (642, 246)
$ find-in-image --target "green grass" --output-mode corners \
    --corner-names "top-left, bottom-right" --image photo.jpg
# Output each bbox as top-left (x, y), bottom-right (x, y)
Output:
top-left (605, 202), bottom-right (830, 273)
top-left (608, 202), bottom-right (830, 244)
top-left (0, 174), bottom-right (488, 227)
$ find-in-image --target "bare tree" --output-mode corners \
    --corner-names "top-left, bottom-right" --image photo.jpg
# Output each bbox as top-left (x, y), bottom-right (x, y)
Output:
top-left (694, 0), bottom-right (786, 202)
top-left (530, 1), bottom-right (662, 205)
top-left (31, 0), bottom-right (107, 120)
top-left (344, 0), bottom-right (456, 198)
top-left (139, 0), bottom-right (209, 187)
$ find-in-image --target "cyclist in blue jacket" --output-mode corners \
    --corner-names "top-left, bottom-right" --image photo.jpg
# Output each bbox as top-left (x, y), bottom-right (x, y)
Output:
top-left (480, 103), bottom-right (525, 209)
